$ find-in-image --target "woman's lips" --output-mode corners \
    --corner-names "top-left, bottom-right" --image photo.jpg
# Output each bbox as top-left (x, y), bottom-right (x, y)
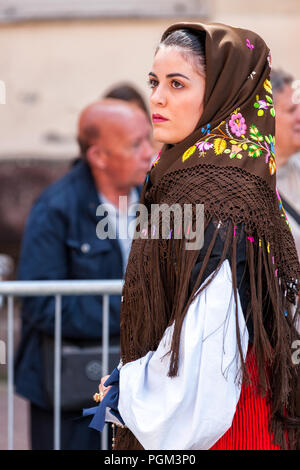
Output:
top-left (152, 114), bottom-right (169, 123)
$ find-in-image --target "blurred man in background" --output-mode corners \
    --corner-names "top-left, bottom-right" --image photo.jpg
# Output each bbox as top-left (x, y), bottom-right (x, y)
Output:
top-left (14, 99), bottom-right (153, 450)
top-left (271, 69), bottom-right (300, 259)
top-left (103, 82), bottom-right (150, 122)
top-left (103, 82), bottom-right (161, 156)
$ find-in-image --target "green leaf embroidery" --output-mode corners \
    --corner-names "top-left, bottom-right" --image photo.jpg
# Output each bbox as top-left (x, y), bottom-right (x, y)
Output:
top-left (266, 95), bottom-right (273, 104)
top-left (249, 125), bottom-right (264, 142)
top-left (248, 144), bottom-right (262, 158)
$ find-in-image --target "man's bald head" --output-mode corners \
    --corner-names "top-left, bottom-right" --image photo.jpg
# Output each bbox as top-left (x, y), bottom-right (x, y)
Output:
top-left (76, 98), bottom-right (153, 192)
top-left (77, 99), bottom-right (144, 157)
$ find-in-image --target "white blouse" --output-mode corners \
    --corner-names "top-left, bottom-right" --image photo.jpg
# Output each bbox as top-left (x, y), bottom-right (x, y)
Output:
top-left (118, 259), bottom-right (249, 450)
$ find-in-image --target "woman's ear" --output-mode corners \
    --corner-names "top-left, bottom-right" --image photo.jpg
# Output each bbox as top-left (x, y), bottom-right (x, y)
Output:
top-left (86, 144), bottom-right (107, 170)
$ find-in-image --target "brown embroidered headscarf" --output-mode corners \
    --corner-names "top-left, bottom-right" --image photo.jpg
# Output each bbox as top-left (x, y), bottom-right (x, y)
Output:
top-left (115, 22), bottom-right (300, 450)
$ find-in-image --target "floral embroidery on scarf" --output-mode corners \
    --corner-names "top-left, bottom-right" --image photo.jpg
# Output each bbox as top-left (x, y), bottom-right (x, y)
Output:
top-left (200, 123), bottom-right (211, 136)
top-left (264, 79), bottom-right (272, 94)
top-left (246, 38), bottom-right (254, 49)
top-left (181, 107), bottom-right (276, 175)
top-left (152, 150), bottom-right (161, 167)
top-left (196, 141), bottom-right (213, 155)
top-left (276, 188), bottom-right (292, 231)
top-left (254, 79), bottom-right (275, 117)
top-left (229, 112), bottom-right (247, 137)
top-left (264, 135), bottom-right (276, 175)
top-left (213, 138), bottom-right (227, 156)
top-left (182, 145), bottom-right (197, 162)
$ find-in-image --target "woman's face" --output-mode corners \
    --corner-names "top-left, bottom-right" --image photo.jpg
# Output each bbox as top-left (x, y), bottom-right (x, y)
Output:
top-left (149, 47), bottom-right (206, 145)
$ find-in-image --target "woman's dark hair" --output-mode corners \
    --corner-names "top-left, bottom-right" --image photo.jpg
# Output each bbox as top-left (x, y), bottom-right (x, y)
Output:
top-left (157, 29), bottom-right (206, 76)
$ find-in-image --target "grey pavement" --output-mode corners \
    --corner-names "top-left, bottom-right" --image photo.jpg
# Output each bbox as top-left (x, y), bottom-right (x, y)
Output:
top-left (0, 382), bottom-right (30, 450)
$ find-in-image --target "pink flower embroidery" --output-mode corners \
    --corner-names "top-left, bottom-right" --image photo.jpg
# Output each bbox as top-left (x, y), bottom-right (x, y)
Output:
top-left (246, 39), bottom-right (254, 49)
top-left (257, 100), bottom-right (268, 110)
top-left (196, 141), bottom-right (213, 152)
top-left (228, 113), bottom-right (247, 137)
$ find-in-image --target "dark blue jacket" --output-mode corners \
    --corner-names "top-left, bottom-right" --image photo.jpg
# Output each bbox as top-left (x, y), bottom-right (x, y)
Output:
top-left (15, 160), bottom-right (141, 408)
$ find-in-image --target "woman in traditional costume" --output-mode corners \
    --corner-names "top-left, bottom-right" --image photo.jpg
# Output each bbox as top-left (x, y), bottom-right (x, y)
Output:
top-left (90, 22), bottom-right (300, 450)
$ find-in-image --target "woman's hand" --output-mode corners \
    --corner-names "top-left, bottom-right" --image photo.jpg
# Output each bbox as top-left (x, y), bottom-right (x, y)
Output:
top-left (94, 375), bottom-right (112, 402)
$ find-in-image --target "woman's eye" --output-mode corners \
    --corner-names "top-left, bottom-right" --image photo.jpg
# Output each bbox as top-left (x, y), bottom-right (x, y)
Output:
top-left (148, 78), bottom-right (158, 89)
top-left (171, 80), bottom-right (184, 89)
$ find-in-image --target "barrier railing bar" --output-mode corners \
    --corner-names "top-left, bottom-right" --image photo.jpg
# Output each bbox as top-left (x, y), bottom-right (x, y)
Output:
top-left (0, 280), bottom-right (123, 296)
top-left (101, 294), bottom-right (109, 450)
top-left (54, 294), bottom-right (62, 451)
top-left (7, 295), bottom-right (14, 450)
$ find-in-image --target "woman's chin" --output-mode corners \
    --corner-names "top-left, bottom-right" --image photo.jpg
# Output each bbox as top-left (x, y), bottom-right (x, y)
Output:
top-left (153, 129), bottom-right (176, 145)
top-left (152, 129), bottom-right (166, 144)
top-left (153, 128), bottom-right (191, 145)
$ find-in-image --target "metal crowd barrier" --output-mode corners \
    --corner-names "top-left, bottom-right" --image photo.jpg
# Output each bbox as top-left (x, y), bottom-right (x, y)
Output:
top-left (0, 279), bottom-right (123, 450)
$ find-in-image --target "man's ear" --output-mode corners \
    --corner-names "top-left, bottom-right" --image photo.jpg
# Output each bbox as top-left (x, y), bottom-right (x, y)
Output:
top-left (86, 144), bottom-right (106, 170)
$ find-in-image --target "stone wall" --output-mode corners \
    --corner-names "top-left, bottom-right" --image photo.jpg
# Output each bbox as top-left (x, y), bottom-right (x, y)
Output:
top-left (0, 159), bottom-right (73, 272)
top-left (1, 4), bottom-right (299, 160)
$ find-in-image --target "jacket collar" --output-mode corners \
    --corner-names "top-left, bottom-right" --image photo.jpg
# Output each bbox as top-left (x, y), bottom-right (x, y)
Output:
top-left (72, 159), bottom-right (143, 222)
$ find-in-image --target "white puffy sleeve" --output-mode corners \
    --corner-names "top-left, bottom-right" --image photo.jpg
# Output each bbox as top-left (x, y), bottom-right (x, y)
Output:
top-left (118, 259), bottom-right (249, 450)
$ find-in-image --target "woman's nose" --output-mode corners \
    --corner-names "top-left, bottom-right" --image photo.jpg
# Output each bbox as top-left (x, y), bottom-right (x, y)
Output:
top-left (151, 86), bottom-right (166, 106)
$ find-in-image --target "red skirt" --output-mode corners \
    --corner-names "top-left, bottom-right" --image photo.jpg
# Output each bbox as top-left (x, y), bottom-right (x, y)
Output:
top-left (210, 346), bottom-right (281, 450)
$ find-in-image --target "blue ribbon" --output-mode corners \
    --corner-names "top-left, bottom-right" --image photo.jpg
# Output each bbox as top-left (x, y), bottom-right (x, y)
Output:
top-left (82, 367), bottom-right (125, 432)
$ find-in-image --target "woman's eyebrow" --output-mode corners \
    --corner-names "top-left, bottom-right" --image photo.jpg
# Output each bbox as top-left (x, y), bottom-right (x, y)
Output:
top-left (148, 72), bottom-right (190, 80)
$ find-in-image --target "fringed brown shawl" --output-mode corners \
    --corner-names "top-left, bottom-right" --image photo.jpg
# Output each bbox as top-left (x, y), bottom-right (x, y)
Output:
top-left (115, 22), bottom-right (300, 450)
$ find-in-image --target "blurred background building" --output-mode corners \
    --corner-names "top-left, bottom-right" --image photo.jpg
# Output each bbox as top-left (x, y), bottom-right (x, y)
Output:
top-left (0, 0), bottom-right (299, 449)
